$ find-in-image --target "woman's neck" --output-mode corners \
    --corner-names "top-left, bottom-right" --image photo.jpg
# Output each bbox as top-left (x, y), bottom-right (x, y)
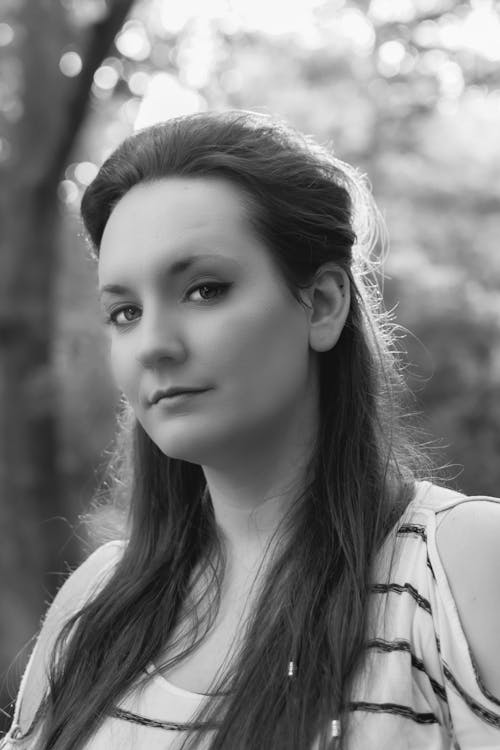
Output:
top-left (199, 370), bottom-right (318, 553)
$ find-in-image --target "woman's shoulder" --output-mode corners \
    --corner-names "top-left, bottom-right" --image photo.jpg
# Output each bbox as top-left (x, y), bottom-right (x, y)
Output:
top-left (35, 538), bottom-right (127, 663)
top-left (386, 480), bottom-right (500, 598)
top-left (7, 539), bottom-right (127, 740)
top-left (408, 479), bottom-right (468, 514)
top-left (373, 480), bottom-right (468, 576)
top-left (359, 481), bottom-right (500, 745)
top-left (372, 479), bottom-right (500, 642)
top-left (433, 495), bottom-right (500, 701)
top-left (34, 537), bottom-right (126, 642)
top-left (63, 539), bottom-right (127, 605)
top-left (403, 482), bottom-right (500, 716)
top-left (37, 538), bottom-right (127, 625)
top-left (393, 478), bottom-right (500, 530)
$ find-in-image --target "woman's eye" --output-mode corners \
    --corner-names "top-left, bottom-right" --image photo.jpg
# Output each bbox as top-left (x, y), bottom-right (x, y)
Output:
top-left (186, 281), bottom-right (231, 302)
top-left (106, 306), bottom-right (141, 326)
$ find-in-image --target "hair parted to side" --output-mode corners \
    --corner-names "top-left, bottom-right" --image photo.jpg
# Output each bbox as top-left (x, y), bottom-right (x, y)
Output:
top-left (19, 109), bottom-right (438, 750)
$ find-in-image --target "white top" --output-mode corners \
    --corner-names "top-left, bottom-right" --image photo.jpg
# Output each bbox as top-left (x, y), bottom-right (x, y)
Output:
top-left (3, 480), bottom-right (500, 749)
top-left (77, 665), bottom-right (211, 750)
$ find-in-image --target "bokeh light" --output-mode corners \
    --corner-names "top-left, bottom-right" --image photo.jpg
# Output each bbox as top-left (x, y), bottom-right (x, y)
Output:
top-left (438, 61), bottom-right (464, 99)
top-left (119, 96), bottom-right (142, 124)
top-left (0, 136), bottom-right (12, 163)
top-left (462, 5), bottom-right (500, 61)
top-left (115, 21), bottom-right (151, 61)
top-left (127, 70), bottom-right (150, 96)
top-left (338, 8), bottom-right (375, 56)
top-left (3, 100), bottom-right (23, 122)
top-left (159, 0), bottom-right (231, 33)
top-left (60, 0), bottom-right (109, 26)
top-left (93, 65), bottom-right (120, 90)
top-left (134, 72), bottom-right (206, 129)
top-left (57, 179), bottom-right (79, 205)
top-left (0, 23), bottom-right (15, 47)
top-left (59, 51), bottom-right (83, 77)
top-left (74, 162), bottom-right (98, 186)
top-left (368, 0), bottom-right (416, 23)
top-left (378, 41), bottom-right (407, 77)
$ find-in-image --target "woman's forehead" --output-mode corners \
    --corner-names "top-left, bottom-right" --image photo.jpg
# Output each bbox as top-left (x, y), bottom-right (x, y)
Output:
top-left (99, 177), bottom-right (257, 258)
top-left (97, 178), bottom-right (270, 285)
top-left (107, 177), bottom-right (251, 231)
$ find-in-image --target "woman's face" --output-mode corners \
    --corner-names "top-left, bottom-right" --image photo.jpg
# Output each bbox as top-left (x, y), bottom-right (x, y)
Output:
top-left (98, 177), bottom-right (318, 467)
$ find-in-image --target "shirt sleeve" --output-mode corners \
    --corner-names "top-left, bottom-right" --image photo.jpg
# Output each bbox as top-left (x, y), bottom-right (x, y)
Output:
top-left (1, 540), bottom-right (126, 748)
top-left (345, 501), bottom-right (454, 749)
top-left (426, 497), bottom-right (500, 748)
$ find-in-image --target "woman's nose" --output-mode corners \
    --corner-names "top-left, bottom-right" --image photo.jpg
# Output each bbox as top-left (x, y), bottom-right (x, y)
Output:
top-left (134, 309), bottom-right (185, 368)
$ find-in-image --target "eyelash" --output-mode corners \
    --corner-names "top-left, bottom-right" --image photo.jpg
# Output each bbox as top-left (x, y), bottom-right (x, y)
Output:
top-left (103, 281), bottom-right (231, 328)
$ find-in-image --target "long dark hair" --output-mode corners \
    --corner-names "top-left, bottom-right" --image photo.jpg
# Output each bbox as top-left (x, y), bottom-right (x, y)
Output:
top-left (21, 110), bottom-right (436, 749)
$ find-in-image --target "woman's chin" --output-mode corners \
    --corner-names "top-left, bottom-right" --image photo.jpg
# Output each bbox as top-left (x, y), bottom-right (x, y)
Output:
top-left (151, 429), bottom-right (242, 467)
top-left (147, 427), bottom-right (218, 464)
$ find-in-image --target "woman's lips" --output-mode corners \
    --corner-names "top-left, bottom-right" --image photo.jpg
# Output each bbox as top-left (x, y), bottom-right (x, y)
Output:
top-left (153, 389), bottom-right (210, 406)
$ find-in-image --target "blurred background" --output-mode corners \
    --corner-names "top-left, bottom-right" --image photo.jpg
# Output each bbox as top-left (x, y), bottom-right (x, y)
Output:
top-left (1, 0), bottom-right (499, 732)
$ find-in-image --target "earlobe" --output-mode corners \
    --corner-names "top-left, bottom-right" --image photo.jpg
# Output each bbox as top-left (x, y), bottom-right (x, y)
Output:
top-left (307, 265), bottom-right (350, 353)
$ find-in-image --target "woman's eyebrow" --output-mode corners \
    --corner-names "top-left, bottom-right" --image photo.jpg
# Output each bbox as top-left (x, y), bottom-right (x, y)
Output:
top-left (98, 252), bottom-right (235, 299)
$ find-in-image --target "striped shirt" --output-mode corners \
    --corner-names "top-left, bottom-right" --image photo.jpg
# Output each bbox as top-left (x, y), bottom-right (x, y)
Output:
top-left (2, 480), bottom-right (500, 749)
top-left (347, 480), bottom-right (500, 749)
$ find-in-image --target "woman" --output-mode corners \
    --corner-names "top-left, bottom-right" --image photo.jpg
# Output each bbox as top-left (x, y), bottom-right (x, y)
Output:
top-left (2, 110), bottom-right (500, 750)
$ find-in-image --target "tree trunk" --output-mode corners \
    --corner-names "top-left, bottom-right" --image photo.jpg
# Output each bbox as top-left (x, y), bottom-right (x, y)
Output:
top-left (0, 0), bottom-right (134, 732)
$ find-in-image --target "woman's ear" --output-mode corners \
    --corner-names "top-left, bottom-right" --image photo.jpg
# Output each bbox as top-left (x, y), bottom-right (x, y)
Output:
top-left (302, 263), bottom-right (350, 353)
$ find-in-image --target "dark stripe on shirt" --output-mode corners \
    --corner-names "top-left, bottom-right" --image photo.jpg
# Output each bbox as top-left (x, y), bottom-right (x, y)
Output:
top-left (370, 582), bottom-right (432, 615)
top-left (367, 638), bottom-right (447, 702)
top-left (397, 524), bottom-right (427, 543)
top-left (395, 522), bottom-right (435, 580)
top-left (347, 701), bottom-right (439, 724)
top-left (110, 706), bottom-right (218, 732)
top-left (443, 664), bottom-right (500, 728)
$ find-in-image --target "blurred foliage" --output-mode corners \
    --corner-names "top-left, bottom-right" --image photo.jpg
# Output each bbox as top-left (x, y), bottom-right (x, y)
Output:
top-left (3, 0), bottom-right (500, 520)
